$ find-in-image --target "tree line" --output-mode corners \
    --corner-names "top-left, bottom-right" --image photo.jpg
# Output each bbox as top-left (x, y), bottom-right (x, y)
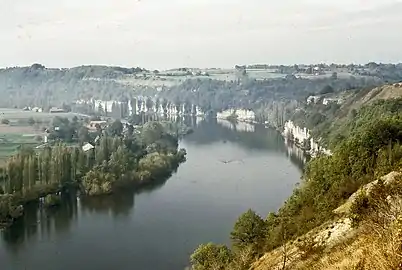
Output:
top-left (2, 63), bottom-right (401, 117)
top-left (0, 121), bottom-right (186, 227)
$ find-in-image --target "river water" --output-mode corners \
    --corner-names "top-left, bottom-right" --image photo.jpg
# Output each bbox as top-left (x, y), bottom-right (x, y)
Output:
top-left (0, 118), bottom-right (304, 270)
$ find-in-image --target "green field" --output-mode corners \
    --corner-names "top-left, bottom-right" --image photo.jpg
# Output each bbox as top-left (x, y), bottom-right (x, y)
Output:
top-left (114, 68), bottom-right (288, 88)
top-left (0, 133), bottom-right (40, 163)
top-left (0, 108), bottom-right (81, 122)
top-left (0, 108), bottom-right (67, 164)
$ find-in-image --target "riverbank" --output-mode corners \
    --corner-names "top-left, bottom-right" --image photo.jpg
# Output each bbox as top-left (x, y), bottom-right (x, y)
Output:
top-left (189, 98), bottom-right (402, 270)
top-left (0, 121), bottom-right (188, 228)
top-left (217, 114), bottom-right (322, 157)
top-left (0, 183), bottom-right (61, 228)
top-left (251, 171), bottom-right (402, 270)
top-left (0, 149), bottom-right (186, 228)
top-left (0, 120), bottom-right (302, 270)
top-left (262, 119), bottom-right (332, 157)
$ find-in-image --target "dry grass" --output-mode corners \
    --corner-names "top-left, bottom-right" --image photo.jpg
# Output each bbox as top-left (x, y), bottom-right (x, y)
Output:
top-left (251, 172), bottom-right (402, 270)
top-left (251, 224), bottom-right (401, 270)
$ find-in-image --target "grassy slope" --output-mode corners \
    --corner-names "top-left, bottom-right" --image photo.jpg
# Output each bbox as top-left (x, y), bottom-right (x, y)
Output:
top-left (251, 171), bottom-right (402, 270)
top-left (251, 85), bottom-right (402, 270)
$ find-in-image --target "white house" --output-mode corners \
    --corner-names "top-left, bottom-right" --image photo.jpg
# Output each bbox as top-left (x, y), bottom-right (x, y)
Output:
top-left (307, 96), bottom-right (321, 104)
top-left (82, 143), bottom-right (95, 152)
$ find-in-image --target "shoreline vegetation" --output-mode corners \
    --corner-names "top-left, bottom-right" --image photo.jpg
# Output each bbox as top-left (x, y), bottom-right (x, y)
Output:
top-left (0, 120), bottom-right (187, 228)
top-left (190, 98), bottom-right (402, 270)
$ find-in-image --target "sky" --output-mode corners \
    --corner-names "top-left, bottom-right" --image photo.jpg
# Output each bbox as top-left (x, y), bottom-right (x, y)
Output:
top-left (1, 0), bottom-right (402, 69)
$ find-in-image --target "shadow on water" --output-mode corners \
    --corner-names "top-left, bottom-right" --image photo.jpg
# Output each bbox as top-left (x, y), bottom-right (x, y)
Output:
top-left (1, 190), bottom-right (78, 255)
top-left (0, 174), bottom-right (172, 254)
top-left (80, 171), bottom-right (172, 216)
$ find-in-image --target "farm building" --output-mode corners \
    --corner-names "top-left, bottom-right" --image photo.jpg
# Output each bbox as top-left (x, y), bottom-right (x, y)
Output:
top-left (50, 107), bottom-right (66, 113)
top-left (82, 143), bottom-right (94, 152)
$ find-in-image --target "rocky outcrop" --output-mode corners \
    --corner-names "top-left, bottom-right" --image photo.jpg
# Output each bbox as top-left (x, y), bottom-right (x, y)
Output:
top-left (216, 109), bottom-right (256, 123)
top-left (251, 171), bottom-right (402, 270)
top-left (334, 171), bottom-right (402, 215)
top-left (283, 120), bottom-right (332, 156)
top-left (75, 97), bottom-right (205, 117)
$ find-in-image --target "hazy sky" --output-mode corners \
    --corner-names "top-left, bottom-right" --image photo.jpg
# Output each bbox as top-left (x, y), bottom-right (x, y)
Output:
top-left (2, 0), bottom-right (402, 69)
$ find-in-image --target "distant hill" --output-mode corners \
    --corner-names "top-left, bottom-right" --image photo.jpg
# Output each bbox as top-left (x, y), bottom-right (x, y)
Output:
top-left (0, 63), bottom-right (401, 115)
top-left (0, 64), bottom-right (145, 108)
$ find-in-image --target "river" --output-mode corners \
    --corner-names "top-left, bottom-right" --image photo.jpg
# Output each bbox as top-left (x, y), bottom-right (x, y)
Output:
top-left (0, 118), bottom-right (304, 270)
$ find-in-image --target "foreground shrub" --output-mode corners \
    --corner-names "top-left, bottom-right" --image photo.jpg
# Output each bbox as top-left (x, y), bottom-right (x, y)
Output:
top-left (191, 243), bottom-right (233, 270)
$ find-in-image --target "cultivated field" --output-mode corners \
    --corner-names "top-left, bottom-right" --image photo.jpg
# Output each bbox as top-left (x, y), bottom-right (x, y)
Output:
top-left (0, 108), bottom-right (80, 122)
top-left (0, 108), bottom-right (83, 165)
top-left (112, 68), bottom-right (289, 88)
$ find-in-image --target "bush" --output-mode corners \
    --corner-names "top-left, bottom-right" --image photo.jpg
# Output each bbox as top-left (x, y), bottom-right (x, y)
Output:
top-left (0, 195), bottom-right (24, 225)
top-left (27, 117), bottom-right (35, 126)
top-left (320, 85), bottom-right (334, 94)
top-left (349, 191), bottom-right (370, 227)
top-left (1, 119), bottom-right (10, 125)
top-left (230, 209), bottom-right (266, 255)
top-left (295, 236), bottom-right (324, 260)
top-left (82, 169), bottom-right (115, 196)
top-left (43, 194), bottom-right (61, 208)
top-left (191, 243), bottom-right (233, 270)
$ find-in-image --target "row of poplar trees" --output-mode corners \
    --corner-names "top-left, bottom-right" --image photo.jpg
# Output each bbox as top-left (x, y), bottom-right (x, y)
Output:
top-left (1, 121), bottom-right (181, 199)
top-left (1, 136), bottom-right (142, 196)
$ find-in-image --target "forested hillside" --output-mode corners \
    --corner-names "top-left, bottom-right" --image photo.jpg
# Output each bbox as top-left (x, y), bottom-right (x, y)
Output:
top-left (289, 83), bottom-right (402, 148)
top-left (189, 92), bottom-right (402, 270)
top-left (161, 76), bottom-right (380, 112)
top-left (0, 64), bottom-right (146, 108)
top-left (0, 120), bottom-right (186, 227)
top-left (1, 63), bottom-right (402, 115)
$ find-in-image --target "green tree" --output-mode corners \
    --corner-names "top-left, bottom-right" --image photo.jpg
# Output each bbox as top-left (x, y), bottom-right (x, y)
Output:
top-left (27, 117), bottom-right (35, 126)
top-left (191, 243), bottom-right (233, 270)
top-left (137, 99), bottom-right (143, 112)
top-left (230, 209), bottom-right (266, 254)
top-left (141, 121), bottom-right (164, 145)
top-left (78, 126), bottom-right (90, 144)
top-left (1, 119), bottom-right (10, 125)
top-left (146, 97), bottom-right (154, 112)
top-left (28, 155), bottom-right (37, 188)
top-left (108, 120), bottom-right (123, 137)
top-left (319, 85), bottom-right (334, 94)
top-left (161, 98), bottom-right (168, 114)
top-left (155, 98), bottom-right (161, 113)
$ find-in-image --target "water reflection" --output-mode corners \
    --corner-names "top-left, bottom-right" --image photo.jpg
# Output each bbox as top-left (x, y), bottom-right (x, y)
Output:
top-left (0, 116), bottom-right (306, 270)
top-left (1, 175), bottom-right (171, 254)
top-left (1, 191), bottom-right (77, 254)
top-left (184, 118), bottom-right (306, 171)
top-left (131, 114), bottom-right (307, 171)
